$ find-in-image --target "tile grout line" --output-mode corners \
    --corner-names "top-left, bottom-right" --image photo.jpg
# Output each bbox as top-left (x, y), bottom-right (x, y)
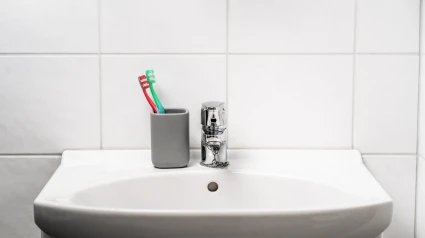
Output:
top-left (0, 53), bottom-right (98, 55)
top-left (362, 153), bottom-right (417, 156)
top-left (414, 0), bottom-right (423, 236)
top-left (98, 0), bottom-right (103, 149)
top-left (351, 0), bottom-right (358, 150)
top-left (0, 152), bottom-right (417, 157)
top-left (0, 154), bottom-right (62, 157)
top-left (0, 52), bottom-right (420, 56)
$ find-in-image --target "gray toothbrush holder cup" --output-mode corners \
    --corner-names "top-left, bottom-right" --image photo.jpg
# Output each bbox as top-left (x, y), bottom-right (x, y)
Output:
top-left (150, 108), bottom-right (190, 168)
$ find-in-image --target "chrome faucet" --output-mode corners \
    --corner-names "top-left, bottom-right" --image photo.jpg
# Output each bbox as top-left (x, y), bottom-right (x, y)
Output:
top-left (200, 101), bottom-right (228, 168)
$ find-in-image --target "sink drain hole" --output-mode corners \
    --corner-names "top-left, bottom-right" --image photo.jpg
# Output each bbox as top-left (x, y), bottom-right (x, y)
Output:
top-left (207, 182), bottom-right (219, 192)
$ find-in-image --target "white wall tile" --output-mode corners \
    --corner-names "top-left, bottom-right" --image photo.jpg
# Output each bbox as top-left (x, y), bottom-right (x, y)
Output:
top-left (362, 155), bottom-right (416, 238)
top-left (100, 0), bottom-right (226, 53)
top-left (0, 156), bottom-right (60, 238)
top-left (354, 55), bottom-right (419, 153)
top-left (419, 58), bottom-right (425, 157)
top-left (0, 0), bottom-right (98, 53)
top-left (101, 55), bottom-right (226, 148)
top-left (418, 5), bottom-right (425, 235)
top-left (229, 0), bottom-right (355, 53)
top-left (422, 0), bottom-right (425, 53)
top-left (417, 156), bottom-right (425, 238)
top-left (0, 56), bottom-right (100, 154)
top-left (228, 55), bottom-right (353, 148)
top-left (356, 0), bottom-right (420, 53)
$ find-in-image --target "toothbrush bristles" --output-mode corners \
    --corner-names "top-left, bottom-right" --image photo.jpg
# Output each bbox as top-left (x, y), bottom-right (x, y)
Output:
top-left (138, 76), bottom-right (151, 90)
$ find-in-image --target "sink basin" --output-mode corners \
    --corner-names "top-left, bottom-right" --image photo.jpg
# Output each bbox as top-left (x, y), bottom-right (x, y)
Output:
top-left (35, 150), bottom-right (392, 238)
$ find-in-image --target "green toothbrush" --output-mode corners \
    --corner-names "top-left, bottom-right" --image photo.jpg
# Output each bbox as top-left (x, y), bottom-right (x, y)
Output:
top-left (145, 69), bottom-right (165, 114)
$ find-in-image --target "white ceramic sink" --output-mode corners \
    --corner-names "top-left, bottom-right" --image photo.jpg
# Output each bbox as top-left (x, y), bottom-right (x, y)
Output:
top-left (35, 150), bottom-right (392, 238)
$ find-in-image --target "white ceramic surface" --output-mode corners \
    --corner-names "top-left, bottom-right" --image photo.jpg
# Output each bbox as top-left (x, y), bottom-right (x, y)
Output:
top-left (422, 0), bottom-right (425, 53)
top-left (228, 55), bottom-right (353, 148)
top-left (0, 0), bottom-right (98, 53)
top-left (356, 0), bottom-right (420, 53)
top-left (35, 150), bottom-right (392, 238)
top-left (416, 156), bottom-right (425, 238)
top-left (100, 0), bottom-right (226, 53)
top-left (0, 56), bottom-right (101, 154)
top-left (354, 55), bottom-right (419, 154)
top-left (363, 155), bottom-right (417, 238)
top-left (419, 58), bottom-right (425, 156)
top-left (229, 0), bottom-right (355, 53)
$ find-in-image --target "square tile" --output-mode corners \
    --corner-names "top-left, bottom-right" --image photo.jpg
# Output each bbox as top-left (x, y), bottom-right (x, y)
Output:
top-left (417, 156), bottom-right (425, 238)
top-left (356, 0), bottom-right (420, 53)
top-left (362, 155), bottom-right (416, 238)
top-left (0, 56), bottom-right (101, 153)
top-left (0, 0), bottom-right (98, 53)
top-left (229, 0), bottom-right (355, 53)
top-left (228, 55), bottom-right (353, 148)
top-left (0, 156), bottom-right (60, 238)
top-left (100, 0), bottom-right (226, 53)
top-left (101, 55), bottom-right (226, 148)
top-left (354, 55), bottom-right (419, 153)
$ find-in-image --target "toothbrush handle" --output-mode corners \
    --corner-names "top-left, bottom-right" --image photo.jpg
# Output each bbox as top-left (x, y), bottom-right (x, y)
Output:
top-left (150, 85), bottom-right (165, 114)
top-left (155, 95), bottom-right (165, 113)
top-left (142, 89), bottom-right (157, 113)
top-left (156, 102), bottom-right (165, 114)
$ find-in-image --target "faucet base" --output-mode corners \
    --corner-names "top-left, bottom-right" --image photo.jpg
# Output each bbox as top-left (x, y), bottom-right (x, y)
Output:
top-left (200, 160), bottom-right (229, 169)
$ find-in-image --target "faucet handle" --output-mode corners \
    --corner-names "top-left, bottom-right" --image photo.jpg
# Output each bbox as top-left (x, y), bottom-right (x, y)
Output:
top-left (201, 101), bottom-right (226, 127)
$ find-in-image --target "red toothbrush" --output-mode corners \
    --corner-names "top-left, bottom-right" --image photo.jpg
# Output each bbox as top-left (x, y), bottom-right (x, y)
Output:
top-left (138, 75), bottom-right (157, 113)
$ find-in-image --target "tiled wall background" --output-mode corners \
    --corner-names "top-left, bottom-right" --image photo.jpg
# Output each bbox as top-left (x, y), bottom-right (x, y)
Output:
top-left (417, 1), bottom-right (425, 237)
top-left (0, 0), bottom-right (422, 238)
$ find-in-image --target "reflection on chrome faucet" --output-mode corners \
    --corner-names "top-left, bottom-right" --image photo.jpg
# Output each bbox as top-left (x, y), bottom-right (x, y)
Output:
top-left (200, 101), bottom-right (228, 168)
